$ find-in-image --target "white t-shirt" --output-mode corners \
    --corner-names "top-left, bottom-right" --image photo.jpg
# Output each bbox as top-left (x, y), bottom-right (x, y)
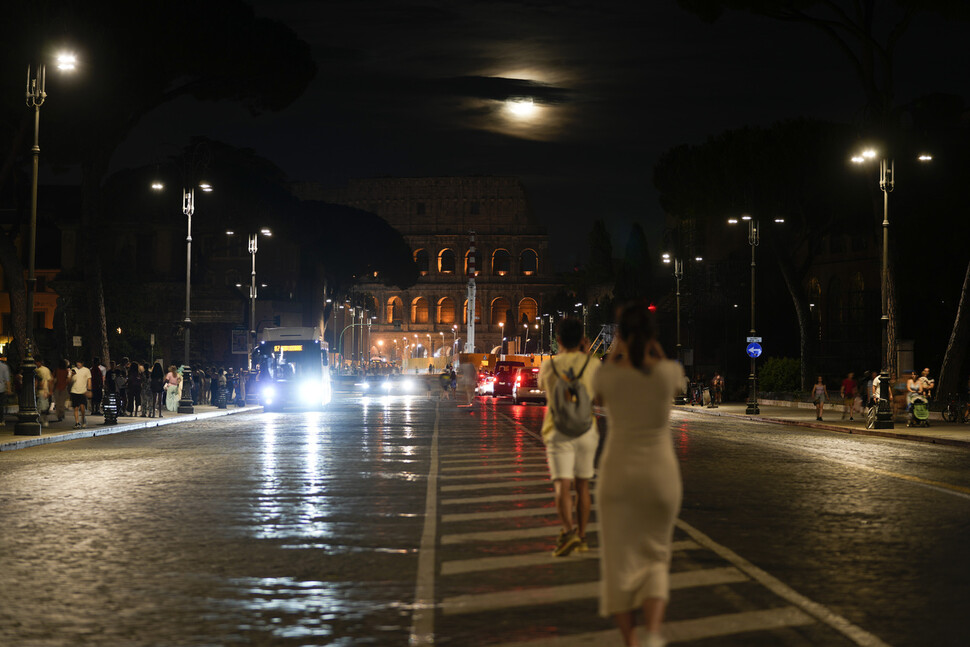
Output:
top-left (538, 350), bottom-right (599, 441)
top-left (70, 366), bottom-right (92, 395)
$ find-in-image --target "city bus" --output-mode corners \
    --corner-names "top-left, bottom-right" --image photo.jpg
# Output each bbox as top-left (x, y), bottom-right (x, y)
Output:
top-left (252, 327), bottom-right (332, 410)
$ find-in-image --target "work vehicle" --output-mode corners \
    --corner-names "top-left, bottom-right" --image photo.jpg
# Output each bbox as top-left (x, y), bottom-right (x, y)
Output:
top-left (492, 360), bottom-right (525, 398)
top-left (512, 366), bottom-right (545, 405)
top-left (252, 327), bottom-right (332, 410)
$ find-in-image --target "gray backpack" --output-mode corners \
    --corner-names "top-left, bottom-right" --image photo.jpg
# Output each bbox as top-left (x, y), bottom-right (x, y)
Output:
top-left (548, 356), bottom-right (593, 437)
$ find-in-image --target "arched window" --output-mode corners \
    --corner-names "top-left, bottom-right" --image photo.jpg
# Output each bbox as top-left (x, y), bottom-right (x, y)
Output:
top-left (411, 297), bottom-right (430, 324)
top-left (464, 249), bottom-right (482, 276)
top-left (414, 249), bottom-right (429, 276)
top-left (365, 296), bottom-right (379, 321)
top-left (492, 249), bottom-right (512, 276)
top-left (462, 299), bottom-right (482, 324)
top-left (490, 297), bottom-right (512, 327)
top-left (438, 249), bottom-right (456, 273)
top-left (518, 297), bottom-right (538, 325)
top-left (387, 296), bottom-right (404, 324)
top-left (520, 249), bottom-right (538, 276)
top-left (437, 297), bottom-right (456, 324)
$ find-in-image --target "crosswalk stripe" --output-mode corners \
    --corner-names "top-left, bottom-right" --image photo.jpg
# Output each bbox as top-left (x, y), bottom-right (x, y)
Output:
top-left (440, 567), bottom-right (746, 615)
top-left (441, 491), bottom-right (552, 505)
top-left (441, 478), bottom-right (549, 492)
top-left (441, 450), bottom-right (546, 461)
top-left (487, 606), bottom-right (814, 646)
top-left (442, 504), bottom-right (579, 523)
top-left (440, 540), bottom-right (700, 575)
top-left (441, 460), bottom-right (548, 472)
top-left (442, 523), bottom-right (599, 545)
top-left (440, 470), bottom-right (549, 480)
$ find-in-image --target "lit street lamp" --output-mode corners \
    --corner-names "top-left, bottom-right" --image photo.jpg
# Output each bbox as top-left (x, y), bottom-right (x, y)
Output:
top-left (851, 149), bottom-right (931, 429)
top-left (661, 252), bottom-right (703, 405)
top-left (728, 215), bottom-right (783, 415)
top-left (16, 55), bottom-right (76, 436)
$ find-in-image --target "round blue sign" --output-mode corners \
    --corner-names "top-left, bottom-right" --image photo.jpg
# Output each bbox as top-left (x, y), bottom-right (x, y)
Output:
top-left (746, 342), bottom-right (763, 358)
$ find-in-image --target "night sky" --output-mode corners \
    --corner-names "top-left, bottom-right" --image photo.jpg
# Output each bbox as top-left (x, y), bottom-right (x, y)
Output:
top-left (110, 1), bottom-right (970, 269)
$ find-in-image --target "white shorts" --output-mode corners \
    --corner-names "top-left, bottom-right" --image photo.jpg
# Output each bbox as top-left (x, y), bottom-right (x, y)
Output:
top-left (545, 428), bottom-right (598, 481)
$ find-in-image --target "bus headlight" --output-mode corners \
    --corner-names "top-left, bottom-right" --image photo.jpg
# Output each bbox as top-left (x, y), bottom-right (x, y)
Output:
top-left (400, 379), bottom-right (415, 392)
top-left (262, 385), bottom-right (276, 405)
top-left (300, 381), bottom-right (325, 403)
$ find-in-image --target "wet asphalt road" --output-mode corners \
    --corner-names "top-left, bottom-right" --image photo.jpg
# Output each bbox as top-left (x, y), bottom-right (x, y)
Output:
top-left (0, 395), bottom-right (968, 646)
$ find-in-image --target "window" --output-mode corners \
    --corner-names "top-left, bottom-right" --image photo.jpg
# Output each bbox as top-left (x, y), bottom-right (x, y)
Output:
top-left (411, 297), bottom-right (430, 324)
top-left (437, 297), bottom-right (456, 324)
top-left (491, 249), bottom-right (511, 276)
top-left (438, 249), bottom-right (456, 273)
top-left (464, 249), bottom-right (482, 276)
top-left (387, 296), bottom-right (404, 324)
top-left (518, 298), bottom-right (538, 325)
top-left (490, 297), bottom-right (512, 326)
top-left (520, 249), bottom-right (538, 276)
top-left (414, 249), bottom-right (429, 276)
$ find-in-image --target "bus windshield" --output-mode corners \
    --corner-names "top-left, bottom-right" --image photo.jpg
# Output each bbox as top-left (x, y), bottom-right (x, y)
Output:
top-left (257, 344), bottom-right (324, 381)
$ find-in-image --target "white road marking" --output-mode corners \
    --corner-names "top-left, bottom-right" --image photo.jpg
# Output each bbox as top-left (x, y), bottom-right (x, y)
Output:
top-left (677, 519), bottom-right (891, 647)
top-left (439, 469), bottom-right (549, 480)
top-left (440, 540), bottom-right (700, 576)
top-left (441, 460), bottom-right (548, 472)
top-left (442, 503), bottom-right (581, 523)
top-left (408, 403), bottom-right (440, 647)
top-left (440, 567), bottom-right (746, 615)
top-left (489, 606), bottom-right (814, 646)
top-left (442, 523), bottom-right (599, 545)
top-left (441, 491), bottom-right (552, 505)
top-left (441, 478), bottom-right (549, 492)
top-left (441, 449), bottom-right (546, 461)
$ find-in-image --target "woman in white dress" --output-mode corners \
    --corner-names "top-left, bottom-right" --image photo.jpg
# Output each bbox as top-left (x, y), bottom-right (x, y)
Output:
top-left (593, 302), bottom-right (684, 647)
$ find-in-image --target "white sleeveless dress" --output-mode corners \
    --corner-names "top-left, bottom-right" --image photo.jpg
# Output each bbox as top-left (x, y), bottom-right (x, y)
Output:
top-left (593, 359), bottom-right (684, 616)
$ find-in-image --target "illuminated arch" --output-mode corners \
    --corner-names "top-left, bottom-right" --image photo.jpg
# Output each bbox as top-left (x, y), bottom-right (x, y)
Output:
top-left (490, 297), bottom-right (512, 326)
top-left (462, 299), bottom-right (482, 324)
top-left (437, 297), bottom-right (456, 324)
top-left (520, 248), bottom-right (538, 276)
top-left (491, 249), bottom-right (511, 276)
top-left (414, 249), bottom-right (429, 276)
top-left (411, 297), bottom-right (430, 324)
top-left (438, 248), bottom-right (456, 273)
top-left (518, 297), bottom-right (538, 325)
top-left (386, 296), bottom-right (404, 324)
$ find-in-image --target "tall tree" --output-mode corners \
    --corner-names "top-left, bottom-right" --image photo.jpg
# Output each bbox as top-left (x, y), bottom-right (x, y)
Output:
top-left (614, 222), bottom-right (654, 303)
top-left (1, 0), bottom-right (316, 364)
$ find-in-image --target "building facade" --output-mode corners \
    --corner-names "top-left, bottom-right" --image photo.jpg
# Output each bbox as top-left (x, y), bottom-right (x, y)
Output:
top-left (302, 177), bottom-right (560, 364)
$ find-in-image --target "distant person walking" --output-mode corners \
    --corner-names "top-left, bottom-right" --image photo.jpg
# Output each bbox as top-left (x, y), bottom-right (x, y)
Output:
top-left (592, 302), bottom-right (684, 647)
top-left (150, 362), bottom-right (165, 417)
top-left (35, 357), bottom-right (52, 428)
top-left (69, 359), bottom-right (92, 429)
top-left (165, 365), bottom-right (180, 412)
top-left (811, 376), bottom-right (827, 421)
top-left (840, 371), bottom-right (857, 421)
top-left (537, 316), bottom-right (599, 558)
top-left (53, 359), bottom-right (70, 423)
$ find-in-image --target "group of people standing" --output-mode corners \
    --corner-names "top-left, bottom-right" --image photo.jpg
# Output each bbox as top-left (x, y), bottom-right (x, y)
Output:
top-left (811, 368), bottom-right (937, 422)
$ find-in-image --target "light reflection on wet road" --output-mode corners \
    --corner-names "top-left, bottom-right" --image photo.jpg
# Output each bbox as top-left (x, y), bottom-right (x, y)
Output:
top-left (1, 395), bottom-right (968, 645)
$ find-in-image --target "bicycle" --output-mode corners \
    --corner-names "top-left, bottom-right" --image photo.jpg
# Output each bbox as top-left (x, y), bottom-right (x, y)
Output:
top-left (941, 395), bottom-right (967, 423)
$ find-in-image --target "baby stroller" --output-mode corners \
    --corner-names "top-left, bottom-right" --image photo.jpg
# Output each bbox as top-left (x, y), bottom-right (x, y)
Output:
top-left (907, 395), bottom-right (930, 427)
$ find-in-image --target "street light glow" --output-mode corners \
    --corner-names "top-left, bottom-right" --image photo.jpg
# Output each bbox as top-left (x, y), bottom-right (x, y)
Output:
top-left (741, 214), bottom-right (752, 221)
top-left (199, 182), bottom-right (213, 192)
top-left (56, 53), bottom-right (77, 71)
top-left (774, 218), bottom-right (785, 223)
top-left (727, 218), bottom-right (739, 224)
top-left (918, 154), bottom-right (933, 162)
top-left (151, 181), bottom-right (164, 191)
top-left (862, 149), bottom-right (877, 159)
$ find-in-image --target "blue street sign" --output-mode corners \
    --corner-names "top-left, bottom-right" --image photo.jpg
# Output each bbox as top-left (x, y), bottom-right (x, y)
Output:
top-left (746, 342), bottom-right (763, 358)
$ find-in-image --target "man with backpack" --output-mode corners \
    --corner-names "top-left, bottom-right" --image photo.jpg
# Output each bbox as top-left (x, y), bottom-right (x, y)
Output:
top-left (537, 317), bottom-right (599, 557)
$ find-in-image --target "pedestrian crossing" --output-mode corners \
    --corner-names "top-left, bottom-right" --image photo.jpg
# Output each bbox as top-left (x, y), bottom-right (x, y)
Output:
top-left (424, 414), bottom-right (889, 647)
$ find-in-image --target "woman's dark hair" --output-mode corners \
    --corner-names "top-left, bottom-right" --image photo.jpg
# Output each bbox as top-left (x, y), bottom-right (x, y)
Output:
top-left (151, 363), bottom-right (163, 380)
top-left (617, 301), bottom-right (658, 370)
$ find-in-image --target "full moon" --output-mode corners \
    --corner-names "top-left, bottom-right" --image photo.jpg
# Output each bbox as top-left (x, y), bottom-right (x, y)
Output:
top-left (506, 97), bottom-right (537, 118)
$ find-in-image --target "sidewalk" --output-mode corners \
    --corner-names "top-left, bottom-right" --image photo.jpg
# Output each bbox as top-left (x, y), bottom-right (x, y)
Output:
top-left (679, 400), bottom-right (970, 448)
top-left (0, 404), bottom-right (261, 452)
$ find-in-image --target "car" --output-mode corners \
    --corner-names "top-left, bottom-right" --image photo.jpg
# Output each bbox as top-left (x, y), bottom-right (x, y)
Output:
top-left (476, 371), bottom-right (495, 396)
top-left (359, 373), bottom-right (420, 395)
top-left (512, 366), bottom-right (545, 404)
top-left (492, 361), bottom-right (525, 398)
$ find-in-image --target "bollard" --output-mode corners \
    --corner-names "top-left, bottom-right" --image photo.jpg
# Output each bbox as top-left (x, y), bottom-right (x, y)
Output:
top-left (216, 384), bottom-right (228, 409)
top-left (102, 391), bottom-right (119, 425)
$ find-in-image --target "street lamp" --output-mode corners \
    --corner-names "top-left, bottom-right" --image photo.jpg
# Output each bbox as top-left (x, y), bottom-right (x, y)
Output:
top-left (522, 322), bottom-right (528, 354)
top-left (498, 321), bottom-right (504, 354)
top-left (661, 252), bottom-right (703, 405)
top-left (728, 215), bottom-right (783, 415)
top-left (16, 54), bottom-right (76, 436)
top-left (851, 149), bottom-right (931, 429)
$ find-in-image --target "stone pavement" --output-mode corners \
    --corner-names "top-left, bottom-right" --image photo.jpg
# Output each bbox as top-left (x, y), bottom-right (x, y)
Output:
top-left (679, 400), bottom-right (970, 447)
top-left (0, 404), bottom-right (260, 452)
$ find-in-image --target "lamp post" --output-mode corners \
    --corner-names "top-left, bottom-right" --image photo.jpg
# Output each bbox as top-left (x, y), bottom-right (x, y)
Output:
top-left (178, 187), bottom-right (201, 414)
top-left (522, 323), bottom-right (528, 354)
top-left (728, 215), bottom-right (782, 415)
top-left (16, 55), bottom-right (76, 436)
top-left (661, 253), bottom-right (702, 405)
top-left (498, 321), bottom-right (504, 354)
top-left (850, 149), bottom-right (931, 429)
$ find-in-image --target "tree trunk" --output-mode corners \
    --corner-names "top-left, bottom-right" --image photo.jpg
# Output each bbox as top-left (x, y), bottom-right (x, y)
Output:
top-left (0, 234), bottom-right (27, 363)
top-left (774, 246), bottom-right (814, 390)
top-left (938, 260), bottom-right (970, 398)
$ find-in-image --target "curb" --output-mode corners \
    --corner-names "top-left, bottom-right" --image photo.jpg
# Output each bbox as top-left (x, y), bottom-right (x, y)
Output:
top-left (679, 406), bottom-right (970, 449)
top-left (0, 406), bottom-right (262, 452)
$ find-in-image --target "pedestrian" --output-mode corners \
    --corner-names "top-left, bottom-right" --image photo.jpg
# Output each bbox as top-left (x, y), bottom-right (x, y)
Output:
top-left (139, 362), bottom-right (152, 417)
top-left (840, 371), bottom-right (857, 421)
top-left (165, 364), bottom-right (180, 412)
top-left (150, 362), bottom-right (165, 417)
top-left (458, 362), bottom-right (477, 406)
top-left (128, 361), bottom-right (144, 416)
top-left (53, 358), bottom-right (70, 423)
top-left (918, 368), bottom-right (935, 401)
top-left (811, 376), bottom-right (827, 421)
top-left (711, 372), bottom-right (723, 407)
top-left (438, 369), bottom-right (451, 400)
top-left (905, 370), bottom-right (921, 412)
top-left (35, 357), bottom-right (52, 428)
top-left (69, 358), bottom-right (92, 429)
top-left (592, 301), bottom-right (684, 647)
top-left (537, 316), bottom-right (599, 558)
top-left (0, 357), bottom-right (10, 426)
top-left (115, 359), bottom-right (129, 417)
top-left (90, 356), bottom-right (104, 415)
top-left (449, 366), bottom-right (458, 399)
top-left (863, 371), bottom-right (877, 408)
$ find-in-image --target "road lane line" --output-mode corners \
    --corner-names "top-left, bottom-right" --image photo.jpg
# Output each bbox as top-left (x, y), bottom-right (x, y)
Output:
top-left (439, 469), bottom-right (549, 480)
top-left (442, 504), bottom-right (581, 523)
top-left (676, 519), bottom-right (891, 647)
top-left (440, 567), bottom-right (746, 615)
top-left (408, 402), bottom-right (440, 647)
top-left (440, 540), bottom-right (700, 576)
top-left (441, 491), bottom-right (552, 505)
top-left (441, 478), bottom-right (549, 492)
top-left (489, 606), bottom-right (814, 647)
top-left (442, 523), bottom-right (600, 545)
top-left (441, 450), bottom-right (546, 461)
top-left (440, 460), bottom-right (548, 471)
